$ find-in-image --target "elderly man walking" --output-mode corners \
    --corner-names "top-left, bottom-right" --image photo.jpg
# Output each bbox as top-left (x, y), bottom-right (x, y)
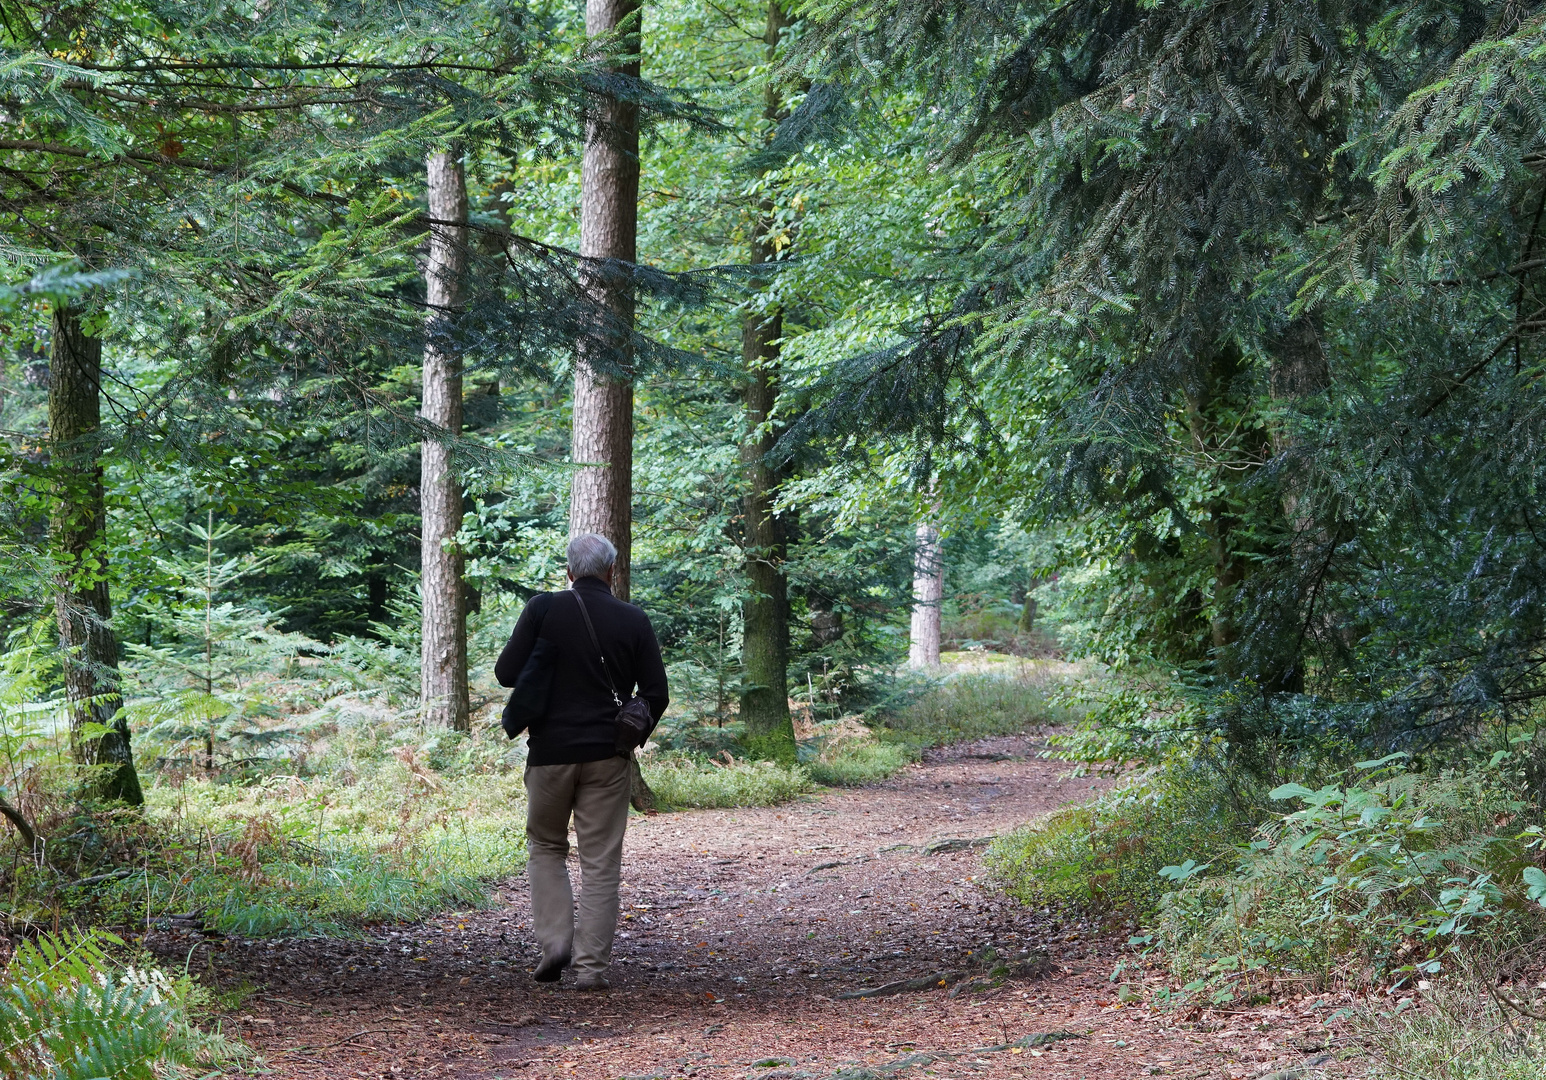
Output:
top-left (495, 533), bottom-right (669, 990)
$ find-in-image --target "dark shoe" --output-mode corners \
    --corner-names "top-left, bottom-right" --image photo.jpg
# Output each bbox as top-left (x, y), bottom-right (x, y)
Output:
top-left (533, 952), bottom-right (571, 983)
top-left (574, 973), bottom-right (609, 992)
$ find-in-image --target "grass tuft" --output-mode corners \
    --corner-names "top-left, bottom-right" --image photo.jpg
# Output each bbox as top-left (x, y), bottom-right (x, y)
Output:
top-left (886, 667), bottom-right (1079, 749)
top-left (641, 756), bottom-right (814, 809)
top-left (805, 740), bottom-right (914, 786)
top-left (1, 718), bottom-right (532, 939)
top-left (1358, 974), bottom-right (1546, 1080)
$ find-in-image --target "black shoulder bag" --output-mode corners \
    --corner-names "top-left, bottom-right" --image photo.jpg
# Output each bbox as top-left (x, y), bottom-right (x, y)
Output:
top-left (569, 589), bottom-right (655, 756)
top-left (501, 609), bottom-right (556, 740)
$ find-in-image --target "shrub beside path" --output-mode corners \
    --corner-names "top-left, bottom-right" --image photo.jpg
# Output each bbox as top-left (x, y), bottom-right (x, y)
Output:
top-left (165, 734), bottom-right (1359, 1079)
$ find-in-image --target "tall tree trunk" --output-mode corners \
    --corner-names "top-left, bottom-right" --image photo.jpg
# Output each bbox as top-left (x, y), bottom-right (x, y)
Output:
top-left (49, 305), bottom-right (142, 805)
top-left (1269, 316), bottom-right (1330, 513)
top-left (1183, 347), bottom-right (1252, 659)
top-left (574, 0), bottom-right (654, 808)
top-left (909, 516), bottom-right (944, 669)
top-left (1018, 591), bottom-right (1038, 634)
top-left (741, 313), bottom-right (794, 757)
top-left (1264, 315), bottom-right (1332, 695)
top-left (421, 150), bottom-right (470, 731)
top-left (571, 0), bottom-right (641, 602)
top-left (739, 0), bottom-right (797, 761)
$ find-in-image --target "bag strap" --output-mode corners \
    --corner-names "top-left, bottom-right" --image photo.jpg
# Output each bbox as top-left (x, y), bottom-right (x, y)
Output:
top-left (569, 588), bottom-right (623, 707)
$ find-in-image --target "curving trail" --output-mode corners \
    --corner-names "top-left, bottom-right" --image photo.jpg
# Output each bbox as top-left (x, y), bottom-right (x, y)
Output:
top-left (165, 734), bottom-right (1357, 1079)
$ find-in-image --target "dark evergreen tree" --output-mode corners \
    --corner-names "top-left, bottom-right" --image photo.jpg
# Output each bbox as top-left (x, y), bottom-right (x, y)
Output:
top-left (789, 0), bottom-right (1546, 757)
top-left (48, 304), bottom-right (142, 804)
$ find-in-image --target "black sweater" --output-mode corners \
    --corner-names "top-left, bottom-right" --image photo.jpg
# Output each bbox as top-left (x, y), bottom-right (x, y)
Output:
top-left (494, 576), bottom-right (670, 766)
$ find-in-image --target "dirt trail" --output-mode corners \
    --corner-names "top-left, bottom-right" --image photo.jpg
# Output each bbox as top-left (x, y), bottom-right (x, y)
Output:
top-left (165, 734), bottom-right (1356, 1079)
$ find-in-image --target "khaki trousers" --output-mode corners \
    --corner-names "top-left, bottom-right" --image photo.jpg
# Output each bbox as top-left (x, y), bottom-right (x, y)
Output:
top-left (523, 755), bottom-right (632, 978)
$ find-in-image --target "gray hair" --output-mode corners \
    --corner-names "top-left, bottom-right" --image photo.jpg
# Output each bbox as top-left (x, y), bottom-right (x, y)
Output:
top-left (567, 532), bottom-right (617, 581)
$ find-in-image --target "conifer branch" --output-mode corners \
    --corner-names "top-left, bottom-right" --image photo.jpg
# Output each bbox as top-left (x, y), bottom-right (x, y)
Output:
top-left (59, 80), bottom-right (378, 113)
top-left (69, 58), bottom-right (522, 77)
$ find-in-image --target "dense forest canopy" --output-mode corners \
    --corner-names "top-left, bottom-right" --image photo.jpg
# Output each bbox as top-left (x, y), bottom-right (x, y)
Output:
top-left (788, 0), bottom-right (1546, 762)
top-left (1, 0), bottom-right (1544, 763)
top-left (6, 0), bottom-right (1546, 1067)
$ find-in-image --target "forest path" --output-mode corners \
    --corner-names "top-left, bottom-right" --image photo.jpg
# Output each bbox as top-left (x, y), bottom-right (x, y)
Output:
top-left (185, 735), bottom-right (1350, 1080)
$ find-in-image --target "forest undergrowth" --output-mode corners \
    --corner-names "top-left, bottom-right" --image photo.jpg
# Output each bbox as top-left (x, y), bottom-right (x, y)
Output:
top-left (3, 647), bottom-right (1075, 938)
top-left (0, 636), bottom-right (1074, 1078)
top-left (12, 629), bottom-right (1546, 1078)
top-left (12, 646), bottom-right (1546, 1078)
top-left (983, 673), bottom-right (1546, 1078)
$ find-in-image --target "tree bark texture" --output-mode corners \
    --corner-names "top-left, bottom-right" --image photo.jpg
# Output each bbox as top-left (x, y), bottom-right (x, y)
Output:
top-left (1269, 315), bottom-right (1330, 512)
top-left (740, 310), bottom-right (793, 756)
top-left (570, 0), bottom-right (642, 602)
top-left (1018, 594), bottom-right (1038, 633)
top-left (909, 518), bottom-right (944, 669)
top-left (421, 151), bottom-right (470, 731)
top-left (49, 305), bottom-right (143, 805)
top-left (738, 0), bottom-right (797, 760)
top-left (1265, 315), bottom-right (1333, 695)
top-left (575, 0), bottom-right (653, 806)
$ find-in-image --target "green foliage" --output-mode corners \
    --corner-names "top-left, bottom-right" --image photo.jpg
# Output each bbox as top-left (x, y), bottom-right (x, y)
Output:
top-left (985, 761), bottom-right (1262, 915)
top-left (127, 515), bottom-right (319, 772)
top-left (990, 726), bottom-right (1546, 1011)
top-left (199, 844), bottom-right (492, 938)
top-left (28, 13), bottom-right (1546, 1068)
top-left (1157, 761), bottom-right (1546, 998)
top-left (125, 737), bottom-right (525, 936)
top-left (771, 0), bottom-right (1546, 767)
top-left (641, 755), bottom-right (814, 810)
top-left (644, 656), bottom-right (1075, 794)
top-left (2, 640), bottom-right (530, 936)
top-left (0, 0), bottom-right (722, 654)
top-left (0, 929), bottom-right (235, 1080)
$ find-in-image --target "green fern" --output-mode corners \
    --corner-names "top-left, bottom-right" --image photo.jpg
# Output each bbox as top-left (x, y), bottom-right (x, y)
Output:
top-left (0, 930), bottom-right (204, 1080)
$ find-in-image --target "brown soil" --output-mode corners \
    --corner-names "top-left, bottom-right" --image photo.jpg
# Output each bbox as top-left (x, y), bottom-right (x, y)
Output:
top-left (152, 734), bottom-right (1361, 1079)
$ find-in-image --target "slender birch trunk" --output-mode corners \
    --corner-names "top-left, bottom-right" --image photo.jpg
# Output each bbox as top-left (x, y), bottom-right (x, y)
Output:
top-left (49, 304), bottom-right (142, 804)
top-left (421, 150), bottom-right (470, 731)
top-left (908, 517), bottom-right (944, 669)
